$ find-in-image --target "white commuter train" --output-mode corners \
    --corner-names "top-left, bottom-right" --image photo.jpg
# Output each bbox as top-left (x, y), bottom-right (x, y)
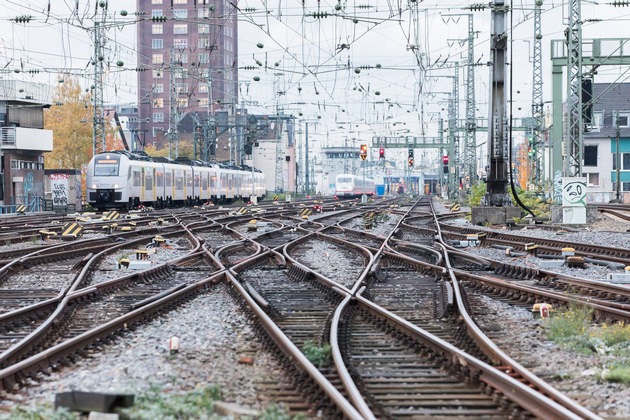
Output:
top-left (86, 151), bottom-right (266, 210)
top-left (335, 174), bottom-right (375, 197)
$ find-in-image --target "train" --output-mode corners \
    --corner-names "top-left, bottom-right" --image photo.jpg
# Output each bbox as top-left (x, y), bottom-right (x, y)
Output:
top-left (335, 174), bottom-right (375, 197)
top-left (86, 150), bottom-right (266, 210)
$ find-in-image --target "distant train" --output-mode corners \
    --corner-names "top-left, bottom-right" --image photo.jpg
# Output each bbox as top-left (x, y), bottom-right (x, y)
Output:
top-left (335, 174), bottom-right (375, 197)
top-left (86, 150), bottom-right (266, 210)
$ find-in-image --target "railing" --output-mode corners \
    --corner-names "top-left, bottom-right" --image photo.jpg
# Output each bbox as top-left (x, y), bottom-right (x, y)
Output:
top-left (0, 196), bottom-right (44, 214)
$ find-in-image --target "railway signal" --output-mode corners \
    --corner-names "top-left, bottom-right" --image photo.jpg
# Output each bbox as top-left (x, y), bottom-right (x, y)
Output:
top-left (408, 148), bottom-right (414, 167)
top-left (360, 144), bottom-right (368, 160)
top-left (443, 155), bottom-right (449, 174)
top-left (379, 147), bottom-right (385, 160)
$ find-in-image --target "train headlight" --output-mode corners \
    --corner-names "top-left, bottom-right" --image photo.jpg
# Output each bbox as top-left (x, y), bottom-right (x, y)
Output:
top-left (92, 184), bottom-right (97, 189)
top-left (114, 184), bottom-right (119, 189)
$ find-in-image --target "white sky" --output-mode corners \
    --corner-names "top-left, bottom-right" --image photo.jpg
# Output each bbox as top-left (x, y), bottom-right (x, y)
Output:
top-left (1, 0), bottom-right (630, 158)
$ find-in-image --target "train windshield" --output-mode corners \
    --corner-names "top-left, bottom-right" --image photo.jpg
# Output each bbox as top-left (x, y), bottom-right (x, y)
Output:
top-left (94, 158), bottom-right (120, 176)
top-left (337, 177), bottom-right (352, 183)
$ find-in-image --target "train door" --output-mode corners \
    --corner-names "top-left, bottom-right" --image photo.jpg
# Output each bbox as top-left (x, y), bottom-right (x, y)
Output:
top-left (145, 168), bottom-right (154, 202)
top-left (140, 167), bottom-right (146, 202)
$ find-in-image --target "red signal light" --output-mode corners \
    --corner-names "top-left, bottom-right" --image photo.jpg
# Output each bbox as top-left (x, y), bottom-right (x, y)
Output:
top-left (379, 147), bottom-right (385, 158)
top-left (442, 155), bottom-right (449, 165)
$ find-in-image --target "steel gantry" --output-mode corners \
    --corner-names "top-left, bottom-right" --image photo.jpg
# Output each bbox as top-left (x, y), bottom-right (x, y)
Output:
top-left (565, 0), bottom-right (583, 178)
top-left (551, 37), bottom-right (630, 199)
top-left (530, 0), bottom-right (544, 190)
top-left (92, 18), bottom-right (106, 157)
top-left (484, 0), bottom-right (511, 206)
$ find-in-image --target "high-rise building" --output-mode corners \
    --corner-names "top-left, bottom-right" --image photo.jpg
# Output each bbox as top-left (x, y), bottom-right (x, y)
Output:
top-left (136, 0), bottom-right (238, 159)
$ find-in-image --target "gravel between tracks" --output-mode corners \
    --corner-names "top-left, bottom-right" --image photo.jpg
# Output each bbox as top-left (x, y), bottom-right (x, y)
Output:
top-left (436, 200), bottom-right (630, 418)
top-left (0, 283), bottom-right (283, 417)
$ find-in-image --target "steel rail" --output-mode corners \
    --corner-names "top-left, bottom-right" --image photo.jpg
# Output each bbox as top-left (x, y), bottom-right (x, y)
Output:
top-left (431, 201), bottom-right (602, 420)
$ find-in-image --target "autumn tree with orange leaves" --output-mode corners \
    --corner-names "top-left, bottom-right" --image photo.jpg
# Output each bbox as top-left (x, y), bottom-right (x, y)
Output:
top-left (44, 77), bottom-right (121, 170)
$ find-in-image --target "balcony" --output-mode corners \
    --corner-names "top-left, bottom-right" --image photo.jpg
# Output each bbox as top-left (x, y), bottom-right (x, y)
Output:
top-left (1, 127), bottom-right (53, 152)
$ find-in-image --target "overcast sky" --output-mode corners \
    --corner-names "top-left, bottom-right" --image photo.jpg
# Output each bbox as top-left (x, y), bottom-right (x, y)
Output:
top-left (2, 0), bottom-right (630, 154)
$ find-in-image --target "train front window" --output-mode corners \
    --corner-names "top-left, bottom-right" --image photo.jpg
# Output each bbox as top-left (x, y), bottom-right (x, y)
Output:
top-left (94, 159), bottom-right (119, 176)
top-left (338, 177), bottom-right (352, 183)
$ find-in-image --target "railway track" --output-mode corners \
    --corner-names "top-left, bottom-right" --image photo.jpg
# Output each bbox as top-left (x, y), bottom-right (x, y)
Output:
top-left (0, 198), bottom-right (617, 417)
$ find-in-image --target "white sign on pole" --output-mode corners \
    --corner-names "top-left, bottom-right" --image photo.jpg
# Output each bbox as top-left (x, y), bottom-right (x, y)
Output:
top-left (562, 177), bottom-right (587, 224)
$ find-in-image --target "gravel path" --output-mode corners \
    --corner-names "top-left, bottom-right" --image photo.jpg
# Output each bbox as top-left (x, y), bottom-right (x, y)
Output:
top-left (0, 283), bottom-right (284, 417)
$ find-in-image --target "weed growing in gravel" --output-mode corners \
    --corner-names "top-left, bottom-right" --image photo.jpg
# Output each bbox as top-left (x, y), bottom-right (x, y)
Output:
top-left (118, 384), bottom-right (222, 419)
top-left (544, 304), bottom-right (630, 383)
top-left (544, 303), bottom-right (592, 344)
top-left (6, 406), bottom-right (77, 419)
top-left (603, 364), bottom-right (630, 384)
top-left (301, 340), bottom-right (332, 367)
top-left (258, 403), bottom-right (306, 420)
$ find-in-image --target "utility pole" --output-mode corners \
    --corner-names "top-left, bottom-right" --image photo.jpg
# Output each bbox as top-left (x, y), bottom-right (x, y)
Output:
top-left (565, 0), bottom-right (583, 177)
top-left (305, 122), bottom-right (310, 195)
top-left (92, 9), bottom-right (107, 156)
top-left (484, 0), bottom-right (511, 206)
top-left (530, 0), bottom-right (544, 190)
top-left (168, 47), bottom-right (180, 159)
top-left (445, 13), bottom-right (477, 188)
top-left (611, 114), bottom-right (622, 203)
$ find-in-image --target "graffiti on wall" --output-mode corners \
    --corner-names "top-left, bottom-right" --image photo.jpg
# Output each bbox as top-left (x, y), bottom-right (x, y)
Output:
top-left (49, 173), bottom-right (69, 206)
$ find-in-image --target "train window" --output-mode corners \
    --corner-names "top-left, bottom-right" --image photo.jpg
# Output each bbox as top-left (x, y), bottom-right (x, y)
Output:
top-left (133, 171), bottom-right (141, 187)
top-left (186, 173), bottom-right (193, 188)
top-left (176, 176), bottom-right (183, 190)
top-left (146, 175), bottom-right (153, 190)
top-left (202, 175), bottom-right (208, 190)
top-left (194, 175), bottom-right (200, 188)
top-left (156, 171), bottom-right (164, 187)
top-left (94, 160), bottom-right (120, 176)
top-left (210, 175), bottom-right (217, 189)
top-left (165, 172), bottom-right (172, 187)
top-left (338, 177), bottom-right (352, 183)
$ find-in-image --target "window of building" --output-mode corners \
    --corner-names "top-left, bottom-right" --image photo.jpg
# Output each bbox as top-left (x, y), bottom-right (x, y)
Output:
top-left (177, 98), bottom-right (189, 107)
top-left (173, 39), bottom-right (188, 49)
top-left (174, 51), bottom-right (188, 63)
top-left (198, 7), bottom-right (210, 18)
top-left (198, 37), bottom-right (211, 49)
top-left (624, 152), bottom-right (630, 170)
top-left (583, 145), bottom-right (597, 166)
top-left (175, 83), bottom-right (188, 93)
top-left (200, 68), bottom-right (210, 78)
top-left (586, 173), bottom-right (599, 186)
top-left (151, 9), bottom-right (163, 18)
top-left (153, 83), bottom-right (164, 93)
top-left (198, 24), bottom-right (210, 34)
top-left (152, 0), bottom-right (162, 4)
top-left (152, 39), bottom-right (163, 49)
top-left (152, 24), bottom-right (163, 34)
top-left (174, 68), bottom-right (188, 79)
top-left (198, 53), bottom-right (209, 64)
top-left (173, 24), bottom-right (188, 34)
top-left (173, 9), bottom-right (187, 18)
top-left (174, 0), bottom-right (187, 3)
top-left (153, 112), bottom-right (164, 122)
top-left (152, 69), bottom-right (163, 78)
top-left (199, 84), bottom-right (208, 93)
top-left (624, 182), bottom-right (630, 192)
top-left (152, 127), bottom-right (161, 138)
top-left (615, 112), bottom-right (630, 127)
top-left (197, 98), bottom-right (209, 107)
top-left (153, 98), bottom-right (164, 108)
top-left (152, 53), bottom-right (163, 65)
top-left (591, 111), bottom-right (603, 131)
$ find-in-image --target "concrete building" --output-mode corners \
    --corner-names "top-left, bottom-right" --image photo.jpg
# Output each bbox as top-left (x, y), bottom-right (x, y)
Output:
top-left (0, 80), bottom-right (53, 212)
top-left (583, 83), bottom-right (630, 203)
top-left (136, 0), bottom-right (238, 161)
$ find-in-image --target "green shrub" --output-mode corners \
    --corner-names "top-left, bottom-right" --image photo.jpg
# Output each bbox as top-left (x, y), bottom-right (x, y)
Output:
top-left (119, 384), bottom-right (222, 419)
top-left (301, 340), bottom-right (332, 366)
